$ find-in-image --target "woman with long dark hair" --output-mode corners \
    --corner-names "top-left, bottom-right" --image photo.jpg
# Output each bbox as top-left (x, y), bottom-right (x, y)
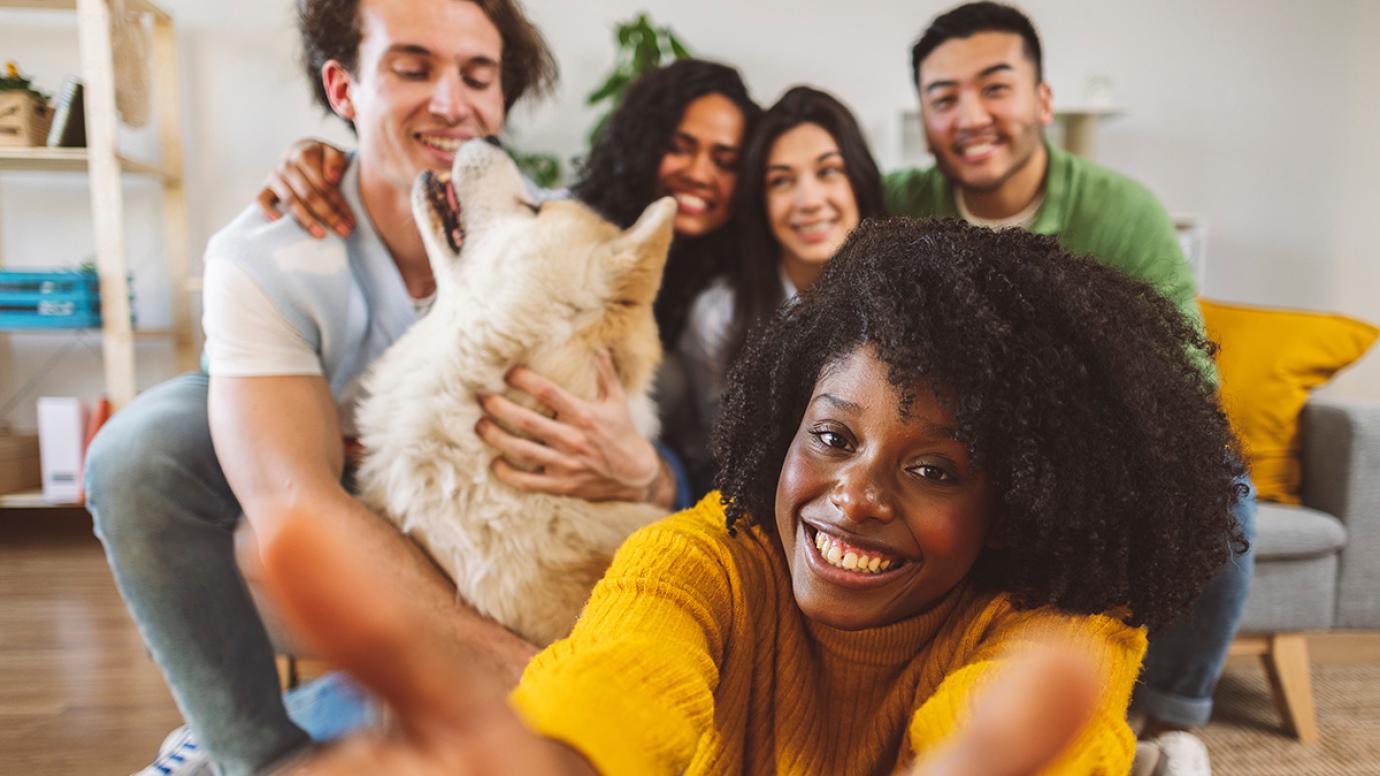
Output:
top-left (669, 85), bottom-right (886, 491)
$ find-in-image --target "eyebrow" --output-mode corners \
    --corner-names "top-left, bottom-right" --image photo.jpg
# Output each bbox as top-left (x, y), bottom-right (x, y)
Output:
top-left (673, 131), bottom-right (740, 155)
top-left (813, 393), bottom-right (862, 413)
top-left (922, 62), bottom-right (1015, 94)
top-left (766, 150), bottom-right (842, 174)
top-left (384, 43), bottom-right (499, 68)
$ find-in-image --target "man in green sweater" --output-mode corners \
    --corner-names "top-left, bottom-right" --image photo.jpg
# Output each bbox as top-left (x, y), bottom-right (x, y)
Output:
top-left (889, 4), bottom-right (1255, 775)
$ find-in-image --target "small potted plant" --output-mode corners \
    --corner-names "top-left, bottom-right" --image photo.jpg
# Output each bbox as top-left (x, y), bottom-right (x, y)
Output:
top-left (0, 61), bottom-right (53, 147)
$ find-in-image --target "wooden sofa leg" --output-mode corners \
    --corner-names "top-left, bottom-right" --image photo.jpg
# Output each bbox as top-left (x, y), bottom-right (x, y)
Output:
top-left (276, 654), bottom-right (300, 691)
top-left (1261, 633), bottom-right (1319, 744)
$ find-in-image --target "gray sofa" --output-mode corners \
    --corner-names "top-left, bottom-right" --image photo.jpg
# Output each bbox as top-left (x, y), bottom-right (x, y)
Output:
top-left (1232, 396), bottom-right (1380, 743)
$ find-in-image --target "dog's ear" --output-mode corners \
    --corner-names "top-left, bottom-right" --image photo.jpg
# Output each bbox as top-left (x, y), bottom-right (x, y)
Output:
top-left (607, 196), bottom-right (675, 304)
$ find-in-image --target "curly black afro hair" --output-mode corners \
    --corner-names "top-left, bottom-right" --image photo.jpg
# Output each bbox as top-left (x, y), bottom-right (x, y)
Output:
top-left (712, 217), bottom-right (1247, 631)
top-left (571, 59), bottom-right (760, 347)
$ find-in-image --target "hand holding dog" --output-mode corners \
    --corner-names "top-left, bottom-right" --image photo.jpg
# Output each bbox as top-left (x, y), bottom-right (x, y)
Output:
top-left (476, 351), bottom-right (674, 508)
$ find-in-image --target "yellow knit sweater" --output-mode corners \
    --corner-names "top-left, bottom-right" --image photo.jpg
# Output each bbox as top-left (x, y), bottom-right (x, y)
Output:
top-left (511, 494), bottom-right (1146, 775)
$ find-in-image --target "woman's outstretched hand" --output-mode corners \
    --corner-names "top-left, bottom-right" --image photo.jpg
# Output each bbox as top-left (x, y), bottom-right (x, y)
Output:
top-left (260, 508), bottom-right (597, 776)
top-left (261, 509), bottom-right (1096, 776)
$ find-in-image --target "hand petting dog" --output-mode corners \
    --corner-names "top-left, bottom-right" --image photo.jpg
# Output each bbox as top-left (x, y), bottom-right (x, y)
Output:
top-left (476, 350), bottom-right (675, 508)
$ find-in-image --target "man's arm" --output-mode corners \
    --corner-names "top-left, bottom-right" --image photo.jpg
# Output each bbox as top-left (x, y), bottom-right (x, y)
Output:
top-left (208, 374), bottom-right (538, 692)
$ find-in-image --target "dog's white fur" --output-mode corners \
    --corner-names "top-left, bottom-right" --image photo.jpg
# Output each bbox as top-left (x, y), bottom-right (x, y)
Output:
top-left (354, 140), bottom-right (675, 646)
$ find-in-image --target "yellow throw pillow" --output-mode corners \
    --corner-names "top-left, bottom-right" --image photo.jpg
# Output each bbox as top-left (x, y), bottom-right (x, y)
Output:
top-left (1199, 299), bottom-right (1378, 504)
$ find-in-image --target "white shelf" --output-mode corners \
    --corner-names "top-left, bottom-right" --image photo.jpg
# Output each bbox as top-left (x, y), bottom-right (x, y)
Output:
top-left (0, 0), bottom-right (169, 21)
top-left (0, 146), bottom-right (176, 180)
top-left (0, 488), bottom-right (80, 509)
top-left (0, 0), bottom-right (193, 445)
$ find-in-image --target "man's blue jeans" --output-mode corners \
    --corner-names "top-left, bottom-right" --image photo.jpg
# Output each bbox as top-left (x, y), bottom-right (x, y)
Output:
top-left (1133, 475), bottom-right (1258, 727)
top-left (86, 372), bottom-right (370, 776)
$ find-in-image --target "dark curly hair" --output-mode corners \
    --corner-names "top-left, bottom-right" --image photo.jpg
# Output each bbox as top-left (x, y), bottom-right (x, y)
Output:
top-left (911, 2), bottom-right (1044, 86)
top-left (713, 218), bottom-right (1246, 631)
top-left (571, 59), bottom-right (761, 347)
top-left (298, 0), bottom-right (557, 123)
top-left (725, 85), bottom-right (886, 368)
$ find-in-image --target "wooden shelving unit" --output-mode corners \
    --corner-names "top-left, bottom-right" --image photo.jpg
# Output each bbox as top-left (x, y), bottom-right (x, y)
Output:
top-left (0, 0), bottom-right (193, 404)
top-left (1, 0), bottom-right (193, 509)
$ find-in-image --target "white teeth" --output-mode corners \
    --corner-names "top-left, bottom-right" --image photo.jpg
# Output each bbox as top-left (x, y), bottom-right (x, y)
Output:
top-left (961, 141), bottom-right (996, 158)
top-left (812, 529), bottom-right (898, 575)
top-left (675, 193), bottom-right (708, 211)
top-left (420, 135), bottom-right (462, 152)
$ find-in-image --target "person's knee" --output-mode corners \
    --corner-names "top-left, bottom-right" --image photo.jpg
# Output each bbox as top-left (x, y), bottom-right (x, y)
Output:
top-left (86, 395), bottom-right (226, 547)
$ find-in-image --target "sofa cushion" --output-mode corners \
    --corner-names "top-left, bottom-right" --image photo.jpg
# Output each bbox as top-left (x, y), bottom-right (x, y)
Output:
top-left (1199, 298), bottom-right (1377, 504)
top-left (1252, 502), bottom-right (1347, 560)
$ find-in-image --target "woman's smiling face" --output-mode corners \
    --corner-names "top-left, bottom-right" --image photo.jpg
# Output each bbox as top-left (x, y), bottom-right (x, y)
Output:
top-left (773, 346), bottom-right (997, 630)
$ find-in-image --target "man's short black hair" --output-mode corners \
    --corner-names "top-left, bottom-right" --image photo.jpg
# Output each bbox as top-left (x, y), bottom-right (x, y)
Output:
top-left (911, 1), bottom-right (1044, 88)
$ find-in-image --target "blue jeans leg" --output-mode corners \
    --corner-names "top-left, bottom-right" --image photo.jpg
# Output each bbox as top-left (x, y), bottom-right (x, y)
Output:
top-left (284, 673), bottom-right (379, 742)
top-left (86, 372), bottom-right (311, 776)
top-left (1133, 473), bottom-right (1258, 728)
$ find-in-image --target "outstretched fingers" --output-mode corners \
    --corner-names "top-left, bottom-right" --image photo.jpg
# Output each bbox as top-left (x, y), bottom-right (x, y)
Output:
top-left (259, 509), bottom-right (490, 739)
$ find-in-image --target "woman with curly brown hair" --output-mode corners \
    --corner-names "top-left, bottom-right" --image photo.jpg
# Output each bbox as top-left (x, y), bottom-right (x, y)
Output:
top-left (262, 217), bottom-right (1247, 775)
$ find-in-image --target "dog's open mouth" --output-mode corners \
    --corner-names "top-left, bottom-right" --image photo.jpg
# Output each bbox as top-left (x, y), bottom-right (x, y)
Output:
top-left (423, 171), bottom-right (464, 254)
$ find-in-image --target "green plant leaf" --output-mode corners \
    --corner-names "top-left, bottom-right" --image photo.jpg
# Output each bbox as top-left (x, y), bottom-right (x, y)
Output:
top-left (586, 70), bottom-right (630, 106)
top-left (668, 33), bottom-right (692, 60)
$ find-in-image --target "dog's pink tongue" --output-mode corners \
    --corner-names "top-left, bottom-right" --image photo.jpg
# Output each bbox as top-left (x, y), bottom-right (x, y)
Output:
top-left (445, 180), bottom-right (463, 250)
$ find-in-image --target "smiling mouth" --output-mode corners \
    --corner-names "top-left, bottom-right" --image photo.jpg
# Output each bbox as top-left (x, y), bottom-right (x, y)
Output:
top-left (417, 133), bottom-right (464, 154)
top-left (422, 171), bottom-right (463, 253)
top-left (956, 138), bottom-right (1002, 162)
top-left (671, 191), bottom-right (712, 214)
top-left (805, 523), bottom-right (908, 576)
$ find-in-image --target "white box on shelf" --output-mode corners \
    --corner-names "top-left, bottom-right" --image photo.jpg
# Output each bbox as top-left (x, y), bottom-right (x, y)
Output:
top-left (37, 396), bottom-right (85, 504)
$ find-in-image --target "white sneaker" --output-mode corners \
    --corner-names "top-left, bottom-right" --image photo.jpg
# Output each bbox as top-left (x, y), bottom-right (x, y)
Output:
top-left (131, 725), bottom-right (215, 776)
top-left (1153, 730), bottom-right (1212, 776)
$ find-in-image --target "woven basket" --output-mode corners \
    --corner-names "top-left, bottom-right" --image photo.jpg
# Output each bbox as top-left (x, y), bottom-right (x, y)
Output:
top-left (0, 92), bottom-right (54, 147)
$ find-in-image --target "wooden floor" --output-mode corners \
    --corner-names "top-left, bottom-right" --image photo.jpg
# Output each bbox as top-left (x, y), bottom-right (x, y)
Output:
top-left (2, 508), bottom-right (1377, 775)
top-left (0, 509), bottom-right (182, 775)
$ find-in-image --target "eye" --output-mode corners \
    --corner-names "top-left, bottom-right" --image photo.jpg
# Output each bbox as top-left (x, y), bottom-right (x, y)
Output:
top-left (911, 463), bottom-right (956, 483)
top-left (766, 174), bottom-right (792, 190)
top-left (983, 84), bottom-right (1009, 97)
top-left (930, 96), bottom-right (955, 110)
top-left (393, 66), bottom-right (429, 80)
top-left (464, 76), bottom-right (493, 90)
top-left (808, 428), bottom-right (851, 451)
top-left (818, 165), bottom-right (845, 179)
top-left (713, 154), bottom-right (740, 173)
top-left (518, 199), bottom-right (541, 215)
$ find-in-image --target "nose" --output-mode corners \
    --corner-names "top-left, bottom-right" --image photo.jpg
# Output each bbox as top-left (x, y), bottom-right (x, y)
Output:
top-left (429, 70), bottom-right (472, 124)
top-left (683, 150), bottom-right (716, 187)
top-left (793, 175), bottom-right (825, 211)
top-left (954, 90), bottom-right (991, 131)
top-left (829, 460), bottom-right (895, 526)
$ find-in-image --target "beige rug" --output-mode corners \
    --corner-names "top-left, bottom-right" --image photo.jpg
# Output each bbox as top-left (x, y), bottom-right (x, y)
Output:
top-left (1201, 662), bottom-right (1380, 775)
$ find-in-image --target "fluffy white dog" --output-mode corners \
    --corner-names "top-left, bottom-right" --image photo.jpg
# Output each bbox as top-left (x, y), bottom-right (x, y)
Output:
top-left (354, 139), bottom-right (675, 646)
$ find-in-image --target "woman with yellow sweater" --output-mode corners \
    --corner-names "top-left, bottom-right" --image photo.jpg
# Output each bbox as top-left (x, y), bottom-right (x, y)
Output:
top-left (266, 218), bottom-right (1245, 776)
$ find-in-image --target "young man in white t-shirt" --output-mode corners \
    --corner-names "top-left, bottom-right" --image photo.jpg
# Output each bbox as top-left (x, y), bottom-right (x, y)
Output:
top-left (84, 2), bottom-right (585, 774)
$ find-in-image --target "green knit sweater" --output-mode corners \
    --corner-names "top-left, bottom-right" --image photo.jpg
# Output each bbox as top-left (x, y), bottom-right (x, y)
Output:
top-left (885, 144), bottom-right (1214, 381)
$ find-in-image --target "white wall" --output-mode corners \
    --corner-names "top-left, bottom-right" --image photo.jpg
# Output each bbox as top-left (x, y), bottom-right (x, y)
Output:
top-left (2, 0), bottom-right (1378, 428)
